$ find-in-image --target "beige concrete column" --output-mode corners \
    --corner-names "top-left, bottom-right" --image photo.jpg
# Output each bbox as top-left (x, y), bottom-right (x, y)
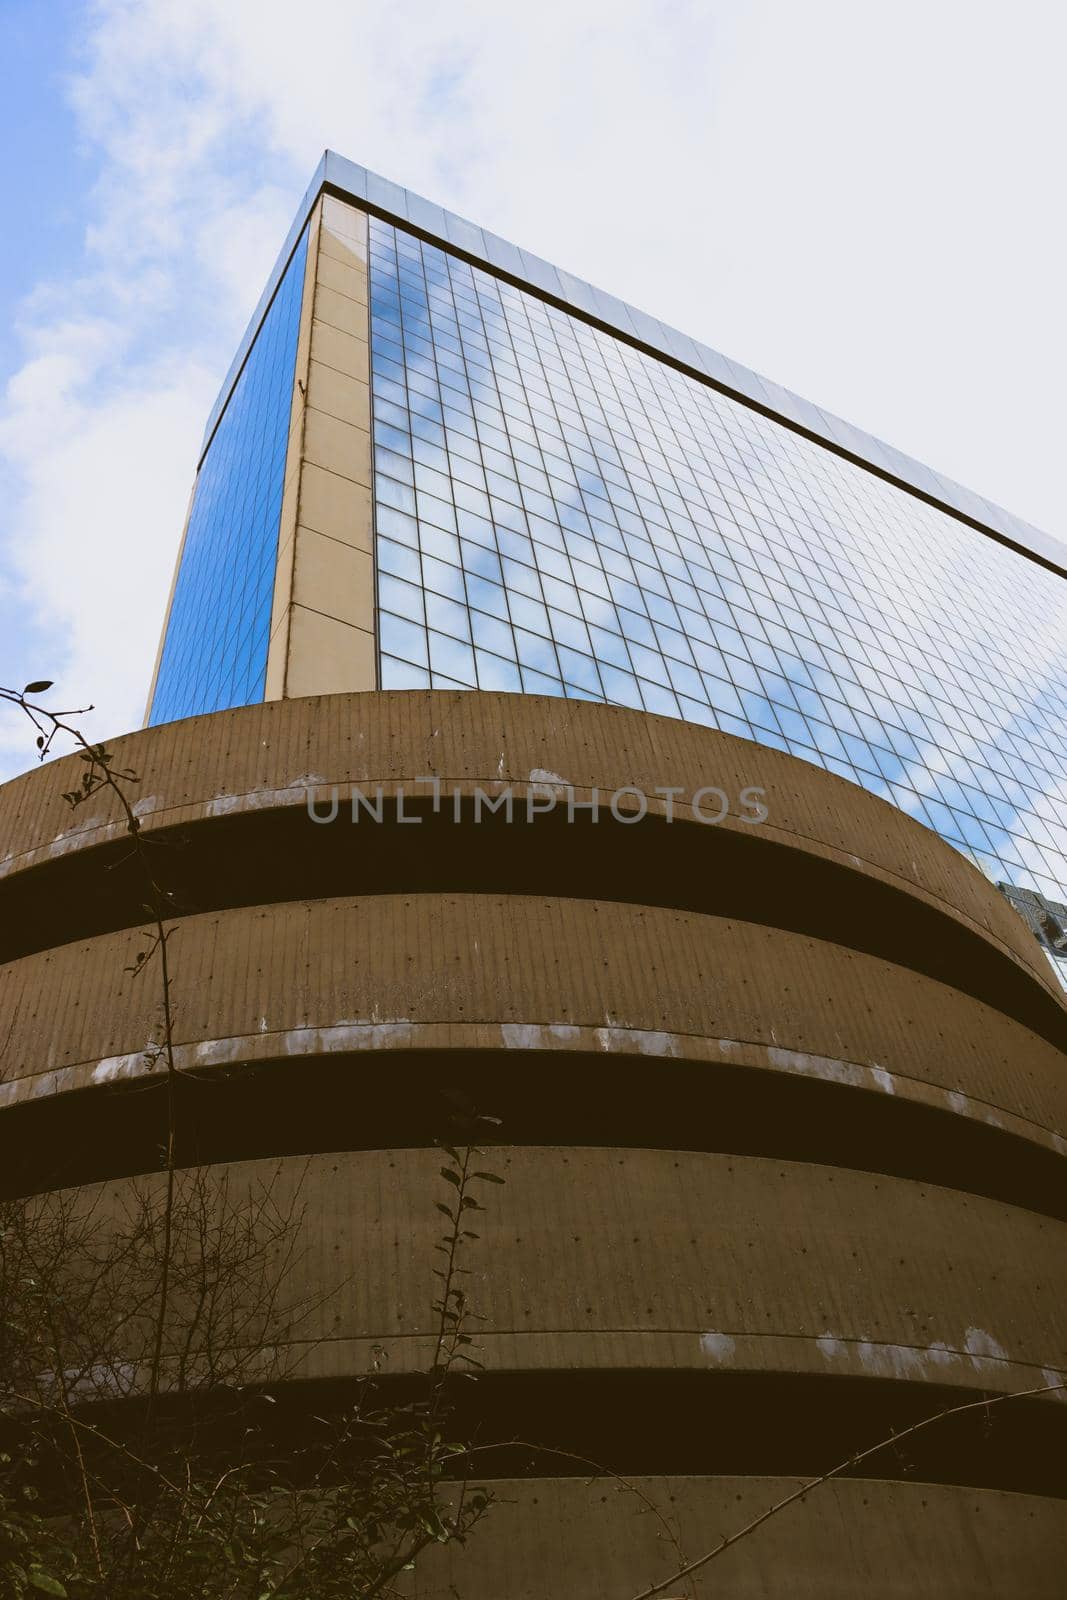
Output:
top-left (265, 195), bottom-right (375, 700)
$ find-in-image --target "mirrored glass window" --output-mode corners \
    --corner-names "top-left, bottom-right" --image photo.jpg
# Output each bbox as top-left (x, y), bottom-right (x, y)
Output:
top-left (368, 217), bottom-right (1067, 907)
top-left (150, 227), bottom-right (309, 725)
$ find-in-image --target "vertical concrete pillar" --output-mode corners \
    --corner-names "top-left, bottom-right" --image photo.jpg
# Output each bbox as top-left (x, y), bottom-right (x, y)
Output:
top-left (265, 195), bottom-right (375, 699)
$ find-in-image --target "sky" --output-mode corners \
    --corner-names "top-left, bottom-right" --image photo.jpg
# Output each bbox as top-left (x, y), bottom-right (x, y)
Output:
top-left (0, 0), bottom-right (1064, 782)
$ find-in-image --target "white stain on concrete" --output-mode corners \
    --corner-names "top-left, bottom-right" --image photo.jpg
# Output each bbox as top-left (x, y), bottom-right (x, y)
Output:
top-left (499, 1022), bottom-right (581, 1050)
top-left (1040, 1368), bottom-right (1067, 1403)
top-left (593, 1026), bottom-right (679, 1057)
top-left (194, 1036), bottom-right (246, 1066)
top-left (501, 1023), bottom-right (546, 1051)
top-left (527, 767), bottom-right (569, 787)
top-left (92, 1047), bottom-right (160, 1084)
top-left (815, 1331), bottom-right (1014, 1384)
top-left (767, 1047), bottom-right (865, 1089)
top-left (45, 822), bottom-right (111, 858)
top-left (28, 1069), bottom-right (66, 1100)
top-left (288, 772), bottom-right (334, 793)
top-left (279, 1021), bottom-right (416, 1056)
top-left (0, 1070), bottom-right (55, 1107)
top-left (700, 1331), bottom-right (736, 1362)
top-left (964, 1327), bottom-right (1010, 1372)
top-left (206, 774), bottom-right (334, 818)
top-left (90, 1019), bottom-right (425, 1088)
top-left (855, 1340), bottom-right (924, 1380)
top-left (870, 1065), bottom-right (896, 1095)
top-left (2, 811), bottom-right (116, 875)
top-left (205, 793), bottom-right (245, 817)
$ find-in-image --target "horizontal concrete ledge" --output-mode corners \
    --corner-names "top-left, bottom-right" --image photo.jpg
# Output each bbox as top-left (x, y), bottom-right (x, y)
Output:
top-left (3, 895), bottom-right (1063, 1174)
top-left (0, 692), bottom-right (1056, 1001)
top-left (398, 1473), bottom-right (1067, 1597)
top-left (278, 1328), bottom-right (1067, 1404)
top-left (4, 1042), bottom-right (1065, 1224)
top-left (3, 1020), bottom-right (1062, 1165)
top-left (62, 1328), bottom-right (1067, 1414)
top-left (59, 1148), bottom-right (1067, 1405)
top-left (35, 1363), bottom-right (1067, 1496)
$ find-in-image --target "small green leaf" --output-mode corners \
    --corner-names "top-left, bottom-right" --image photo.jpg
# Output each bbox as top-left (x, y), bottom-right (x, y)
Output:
top-left (29, 1573), bottom-right (68, 1598)
top-left (22, 680), bottom-right (53, 695)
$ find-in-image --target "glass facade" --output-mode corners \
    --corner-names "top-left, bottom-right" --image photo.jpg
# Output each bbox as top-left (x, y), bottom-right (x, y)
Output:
top-left (149, 228), bottom-right (308, 725)
top-left (367, 217), bottom-right (1067, 914)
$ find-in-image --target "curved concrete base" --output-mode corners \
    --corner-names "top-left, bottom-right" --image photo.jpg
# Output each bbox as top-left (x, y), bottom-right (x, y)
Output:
top-left (1, 692), bottom-right (1064, 1591)
top-left (406, 1475), bottom-right (1067, 1598)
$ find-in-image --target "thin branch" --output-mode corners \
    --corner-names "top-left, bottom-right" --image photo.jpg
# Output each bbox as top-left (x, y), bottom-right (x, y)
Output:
top-left (629, 1380), bottom-right (1067, 1600)
top-left (468, 1438), bottom-right (690, 1587)
top-left (0, 1385), bottom-right (187, 1498)
top-left (1, 682), bottom-right (508, 1594)
top-left (1, 686), bottom-right (181, 1428)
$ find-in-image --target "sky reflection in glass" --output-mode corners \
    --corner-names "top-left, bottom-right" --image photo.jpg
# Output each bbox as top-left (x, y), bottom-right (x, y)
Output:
top-left (367, 217), bottom-right (1067, 909)
top-left (150, 228), bottom-right (308, 726)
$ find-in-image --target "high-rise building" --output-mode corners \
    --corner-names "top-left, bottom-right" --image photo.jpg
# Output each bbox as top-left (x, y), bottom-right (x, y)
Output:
top-left (147, 153), bottom-right (1067, 963)
top-left (3, 154), bottom-right (1065, 1592)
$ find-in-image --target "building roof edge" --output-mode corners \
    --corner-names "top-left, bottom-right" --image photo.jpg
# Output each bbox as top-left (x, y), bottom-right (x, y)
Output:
top-left (198, 149), bottom-right (1067, 579)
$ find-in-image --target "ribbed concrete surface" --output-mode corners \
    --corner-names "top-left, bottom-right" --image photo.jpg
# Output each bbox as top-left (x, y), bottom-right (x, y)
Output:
top-left (78, 1148), bottom-right (1067, 1400)
top-left (3, 894), bottom-right (1063, 1161)
top-left (404, 1475), bottom-right (1067, 1598)
top-left (0, 691), bottom-right (1055, 992)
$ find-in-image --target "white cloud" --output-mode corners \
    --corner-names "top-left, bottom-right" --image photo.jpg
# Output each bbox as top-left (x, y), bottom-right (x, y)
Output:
top-left (0, 0), bottom-right (1063, 784)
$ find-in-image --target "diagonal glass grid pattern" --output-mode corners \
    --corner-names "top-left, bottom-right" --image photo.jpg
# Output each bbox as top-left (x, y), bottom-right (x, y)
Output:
top-left (149, 227), bottom-right (309, 726)
top-left (367, 217), bottom-right (1067, 912)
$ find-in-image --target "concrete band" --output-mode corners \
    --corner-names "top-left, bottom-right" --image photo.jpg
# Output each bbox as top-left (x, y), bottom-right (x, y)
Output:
top-left (1, 893), bottom-right (1063, 1163)
top-left (378, 1473), bottom-right (1067, 1597)
top-left (53, 1146), bottom-right (1067, 1401)
top-left (0, 692), bottom-right (1057, 996)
